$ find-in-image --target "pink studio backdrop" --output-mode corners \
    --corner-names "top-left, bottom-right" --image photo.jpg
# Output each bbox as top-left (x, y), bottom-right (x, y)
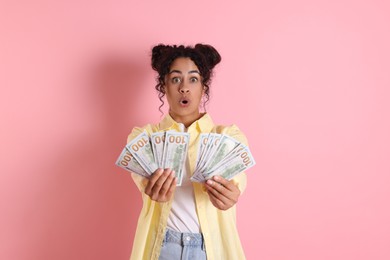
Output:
top-left (1, 0), bottom-right (389, 259)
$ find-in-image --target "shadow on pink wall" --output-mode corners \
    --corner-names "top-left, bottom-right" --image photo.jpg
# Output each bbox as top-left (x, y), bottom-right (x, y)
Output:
top-left (35, 55), bottom-right (149, 259)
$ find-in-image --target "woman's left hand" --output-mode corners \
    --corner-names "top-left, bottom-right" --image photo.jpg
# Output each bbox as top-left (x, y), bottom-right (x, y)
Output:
top-left (204, 175), bottom-right (241, 210)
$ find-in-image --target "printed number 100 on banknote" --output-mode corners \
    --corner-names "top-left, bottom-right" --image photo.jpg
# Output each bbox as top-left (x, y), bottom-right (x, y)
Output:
top-left (126, 131), bottom-right (158, 175)
top-left (162, 131), bottom-right (190, 186)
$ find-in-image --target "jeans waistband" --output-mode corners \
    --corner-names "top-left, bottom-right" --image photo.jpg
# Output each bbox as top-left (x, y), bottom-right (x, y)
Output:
top-left (164, 228), bottom-right (205, 248)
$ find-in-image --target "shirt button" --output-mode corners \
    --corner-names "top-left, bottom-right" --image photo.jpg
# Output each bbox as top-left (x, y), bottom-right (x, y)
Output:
top-left (186, 236), bottom-right (191, 241)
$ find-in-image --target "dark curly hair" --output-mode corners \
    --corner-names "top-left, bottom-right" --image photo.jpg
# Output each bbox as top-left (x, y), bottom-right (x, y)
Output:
top-left (151, 43), bottom-right (221, 112)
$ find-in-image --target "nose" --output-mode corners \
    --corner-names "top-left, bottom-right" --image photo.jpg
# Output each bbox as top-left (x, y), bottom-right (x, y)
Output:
top-left (179, 84), bottom-right (189, 94)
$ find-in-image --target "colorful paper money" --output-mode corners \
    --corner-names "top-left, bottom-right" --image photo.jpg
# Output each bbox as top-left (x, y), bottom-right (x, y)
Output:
top-left (161, 131), bottom-right (189, 186)
top-left (116, 130), bottom-right (255, 186)
top-left (191, 133), bottom-right (255, 182)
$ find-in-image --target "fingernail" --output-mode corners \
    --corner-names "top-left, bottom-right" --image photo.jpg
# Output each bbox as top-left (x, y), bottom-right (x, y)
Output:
top-left (207, 180), bottom-right (213, 185)
top-left (214, 176), bottom-right (220, 181)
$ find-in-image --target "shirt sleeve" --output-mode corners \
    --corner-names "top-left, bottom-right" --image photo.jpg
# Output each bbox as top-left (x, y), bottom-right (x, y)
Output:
top-left (222, 124), bottom-right (249, 194)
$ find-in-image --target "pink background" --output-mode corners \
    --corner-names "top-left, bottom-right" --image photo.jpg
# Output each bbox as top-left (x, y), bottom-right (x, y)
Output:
top-left (1, 0), bottom-right (390, 259)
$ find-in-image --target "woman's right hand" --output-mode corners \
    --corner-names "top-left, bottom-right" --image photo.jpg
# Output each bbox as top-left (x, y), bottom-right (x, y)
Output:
top-left (144, 168), bottom-right (177, 202)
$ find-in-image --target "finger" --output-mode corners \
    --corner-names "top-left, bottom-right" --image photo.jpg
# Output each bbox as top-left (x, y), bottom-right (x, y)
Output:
top-left (207, 189), bottom-right (227, 209)
top-left (164, 176), bottom-right (177, 200)
top-left (151, 168), bottom-right (172, 195)
top-left (205, 178), bottom-right (232, 198)
top-left (145, 168), bottom-right (164, 195)
top-left (149, 168), bottom-right (165, 184)
top-left (212, 175), bottom-right (236, 192)
top-left (205, 180), bottom-right (231, 205)
top-left (158, 170), bottom-right (175, 196)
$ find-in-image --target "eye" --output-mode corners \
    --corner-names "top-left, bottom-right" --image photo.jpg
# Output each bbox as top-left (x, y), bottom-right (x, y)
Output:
top-left (190, 77), bottom-right (199, 83)
top-left (171, 77), bottom-right (181, 84)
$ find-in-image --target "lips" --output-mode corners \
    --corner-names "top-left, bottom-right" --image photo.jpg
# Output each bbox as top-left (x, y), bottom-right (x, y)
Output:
top-left (179, 97), bottom-right (190, 106)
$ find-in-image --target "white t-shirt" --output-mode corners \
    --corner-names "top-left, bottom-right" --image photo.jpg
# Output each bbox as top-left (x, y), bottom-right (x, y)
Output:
top-left (166, 126), bottom-right (200, 233)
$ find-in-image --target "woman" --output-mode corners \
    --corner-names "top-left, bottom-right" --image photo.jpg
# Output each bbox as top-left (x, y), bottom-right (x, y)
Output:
top-left (127, 44), bottom-right (248, 260)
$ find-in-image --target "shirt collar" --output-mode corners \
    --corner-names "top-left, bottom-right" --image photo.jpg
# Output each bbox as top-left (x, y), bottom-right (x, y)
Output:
top-left (159, 113), bottom-right (214, 132)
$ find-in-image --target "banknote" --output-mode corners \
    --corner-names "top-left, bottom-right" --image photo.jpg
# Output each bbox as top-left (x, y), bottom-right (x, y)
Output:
top-left (126, 130), bottom-right (158, 174)
top-left (206, 143), bottom-right (246, 173)
top-left (115, 147), bottom-right (149, 177)
top-left (206, 145), bottom-right (255, 180)
top-left (194, 133), bottom-right (210, 171)
top-left (191, 136), bottom-right (255, 182)
top-left (117, 130), bottom-right (255, 185)
top-left (151, 131), bottom-right (166, 168)
top-left (197, 133), bottom-right (223, 174)
top-left (191, 134), bottom-right (241, 181)
top-left (193, 133), bottom-right (216, 180)
top-left (161, 131), bottom-right (190, 186)
top-left (203, 134), bottom-right (240, 173)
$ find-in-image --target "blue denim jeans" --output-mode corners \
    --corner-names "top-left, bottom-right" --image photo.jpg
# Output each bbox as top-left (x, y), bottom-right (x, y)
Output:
top-left (158, 228), bottom-right (207, 260)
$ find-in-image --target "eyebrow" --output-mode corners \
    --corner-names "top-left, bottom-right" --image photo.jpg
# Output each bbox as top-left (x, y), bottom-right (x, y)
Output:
top-left (168, 70), bottom-right (201, 75)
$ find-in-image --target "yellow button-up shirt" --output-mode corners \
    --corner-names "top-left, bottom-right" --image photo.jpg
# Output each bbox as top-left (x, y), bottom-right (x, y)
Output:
top-left (127, 113), bottom-right (247, 260)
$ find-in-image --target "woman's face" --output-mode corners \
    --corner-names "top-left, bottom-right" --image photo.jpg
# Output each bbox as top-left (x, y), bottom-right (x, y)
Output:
top-left (164, 57), bottom-right (204, 123)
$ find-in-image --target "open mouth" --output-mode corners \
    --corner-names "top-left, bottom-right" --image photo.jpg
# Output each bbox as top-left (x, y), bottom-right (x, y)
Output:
top-left (180, 98), bottom-right (189, 105)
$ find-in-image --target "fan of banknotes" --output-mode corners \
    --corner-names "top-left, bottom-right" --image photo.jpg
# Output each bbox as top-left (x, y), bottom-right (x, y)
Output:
top-left (116, 130), bottom-right (255, 186)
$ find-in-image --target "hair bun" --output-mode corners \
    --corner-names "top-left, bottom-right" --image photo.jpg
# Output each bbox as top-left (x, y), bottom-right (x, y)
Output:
top-left (151, 44), bottom-right (172, 71)
top-left (195, 44), bottom-right (221, 69)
